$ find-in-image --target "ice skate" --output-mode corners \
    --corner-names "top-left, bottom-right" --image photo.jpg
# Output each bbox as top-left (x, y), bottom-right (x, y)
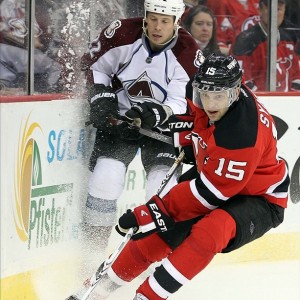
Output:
top-left (133, 293), bottom-right (149, 300)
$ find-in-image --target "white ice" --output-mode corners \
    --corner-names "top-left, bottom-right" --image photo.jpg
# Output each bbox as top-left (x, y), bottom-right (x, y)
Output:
top-left (33, 250), bottom-right (300, 300)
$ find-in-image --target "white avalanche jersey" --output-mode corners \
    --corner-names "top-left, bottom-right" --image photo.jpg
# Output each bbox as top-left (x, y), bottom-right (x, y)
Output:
top-left (81, 17), bottom-right (204, 116)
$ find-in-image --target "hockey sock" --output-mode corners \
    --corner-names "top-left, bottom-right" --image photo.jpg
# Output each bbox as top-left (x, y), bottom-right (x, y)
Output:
top-left (111, 233), bottom-right (172, 282)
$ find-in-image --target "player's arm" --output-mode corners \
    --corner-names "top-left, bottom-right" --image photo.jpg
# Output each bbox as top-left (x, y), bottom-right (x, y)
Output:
top-left (114, 148), bottom-right (260, 237)
top-left (168, 113), bottom-right (196, 165)
top-left (195, 146), bottom-right (261, 207)
top-left (81, 20), bottom-right (123, 86)
top-left (230, 31), bottom-right (258, 91)
top-left (165, 146), bottom-right (262, 222)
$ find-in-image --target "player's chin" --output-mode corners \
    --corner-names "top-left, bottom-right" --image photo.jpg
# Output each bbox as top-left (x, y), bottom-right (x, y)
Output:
top-left (150, 36), bottom-right (163, 45)
top-left (206, 111), bottom-right (220, 121)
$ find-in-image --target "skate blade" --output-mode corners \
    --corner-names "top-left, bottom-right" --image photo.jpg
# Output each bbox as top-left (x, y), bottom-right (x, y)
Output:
top-left (65, 296), bottom-right (80, 300)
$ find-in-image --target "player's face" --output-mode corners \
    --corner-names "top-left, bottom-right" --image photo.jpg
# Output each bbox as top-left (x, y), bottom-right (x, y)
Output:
top-left (199, 90), bottom-right (230, 122)
top-left (145, 13), bottom-right (176, 50)
top-left (190, 12), bottom-right (213, 44)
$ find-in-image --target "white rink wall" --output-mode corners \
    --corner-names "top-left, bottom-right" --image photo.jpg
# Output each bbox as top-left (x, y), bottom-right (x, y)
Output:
top-left (0, 93), bottom-right (299, 299)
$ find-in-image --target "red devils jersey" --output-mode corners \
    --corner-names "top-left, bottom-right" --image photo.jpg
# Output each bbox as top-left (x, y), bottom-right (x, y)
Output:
top-left (231, 23), bottom-right (300, 91)
top-left (167, 84), bottom-right (290, 218)
top-left (81, 17), bottom-right (203, 115)
top-left (206, 0), bottom-right (259, 46)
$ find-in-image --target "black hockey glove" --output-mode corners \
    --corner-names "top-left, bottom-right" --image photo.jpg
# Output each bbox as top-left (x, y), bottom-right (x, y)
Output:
top-left (124, 102), bottom-right (172, 129)
top-left (88, 84), bottom-right (119, 131)
top-left (115, 120), bottom-right (142, 141)
top-left (168, 114), bottom-right (196, 165)
top-left (115, 195), bottom-right (175, 238)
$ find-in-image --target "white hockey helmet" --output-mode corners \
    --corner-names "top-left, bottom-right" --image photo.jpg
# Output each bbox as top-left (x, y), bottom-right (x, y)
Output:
top-left (144, 0), bottom-right (185, 24)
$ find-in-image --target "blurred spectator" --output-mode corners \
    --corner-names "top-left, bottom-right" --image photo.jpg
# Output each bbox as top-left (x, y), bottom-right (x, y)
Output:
top-left (231, 0), bottom-right (300, 92)
top-left (182, 5), bottom-right (221, 56)
top-left (0, 0), bottom-right (78, 94)
top-left (285, 0), bottom-right (300, 27)
top-left (0, 0), bottom-right (61, 92)
top-left (200, 0), bottom-right (260, 55)
top-left (280, 1), bottom-right (300, 59)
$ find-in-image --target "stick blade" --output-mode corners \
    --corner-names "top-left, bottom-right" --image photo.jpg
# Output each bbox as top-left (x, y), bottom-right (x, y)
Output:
top-left (65, 296), bottom-right (81, 300)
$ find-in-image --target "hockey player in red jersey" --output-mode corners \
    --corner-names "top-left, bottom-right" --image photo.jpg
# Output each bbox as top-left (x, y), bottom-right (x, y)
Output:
top-left (80, 0), bottom-right (204, 254)
top-left (90, 54), bottom-right (290, 300)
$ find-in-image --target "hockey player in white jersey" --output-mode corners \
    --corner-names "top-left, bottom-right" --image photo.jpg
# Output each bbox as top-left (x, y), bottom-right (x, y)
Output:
top-left (80, 0), bottom-right (204, 253)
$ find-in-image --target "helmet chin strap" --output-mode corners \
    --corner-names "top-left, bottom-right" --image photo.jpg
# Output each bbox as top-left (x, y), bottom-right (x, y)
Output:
top-left (142, 19), bottom-right (180, 47)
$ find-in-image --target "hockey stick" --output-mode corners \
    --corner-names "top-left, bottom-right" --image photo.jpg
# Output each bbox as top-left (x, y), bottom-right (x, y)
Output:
top-left (85, 117), bottom-right (173, 145)
top-left (65, 227), bottom-right (135, 300)
top-left (65, 150), bottom-right (185, 300)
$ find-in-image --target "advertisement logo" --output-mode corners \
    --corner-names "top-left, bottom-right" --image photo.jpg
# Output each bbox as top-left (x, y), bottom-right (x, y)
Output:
top-left (13, 115), bottom-right (74, 249)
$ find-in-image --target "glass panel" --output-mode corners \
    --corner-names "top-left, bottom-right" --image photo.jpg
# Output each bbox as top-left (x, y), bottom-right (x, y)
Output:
top-left (0, 0), bottom-right (28, 95)
top-left (2, 0), bottom-right (297, 96)
top-left (32, 0), bottom-right (90, 95)
top-left (217, 0), bottom-right (300, 92)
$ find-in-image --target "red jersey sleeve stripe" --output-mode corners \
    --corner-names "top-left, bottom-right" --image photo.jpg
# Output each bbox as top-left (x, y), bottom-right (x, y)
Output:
top-left (200, 172), bottom-right (229, 201)
top-left (190, 179), bottom-right (218, 210)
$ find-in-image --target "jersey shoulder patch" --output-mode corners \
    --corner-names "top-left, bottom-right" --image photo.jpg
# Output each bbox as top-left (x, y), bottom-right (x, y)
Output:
top-left (81, 18), bottom-right (143, 75)
top-left (102, 17), bottom-right (143, 47)
top-left (214, 86), bottom-right (258, 150)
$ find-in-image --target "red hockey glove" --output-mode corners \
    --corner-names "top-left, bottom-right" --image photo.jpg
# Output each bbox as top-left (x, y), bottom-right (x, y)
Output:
top-left (115, 195), bottom-right (175, 237)
top-left (168, 114), bottom-right (196, 164)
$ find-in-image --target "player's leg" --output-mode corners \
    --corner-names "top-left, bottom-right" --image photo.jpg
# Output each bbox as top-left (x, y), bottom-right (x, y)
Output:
top-left (136, 209), bottom-right (236, 299)
top-left (93, 232), bottom-right (173, 297)
top-left (82, 133), bottom-right (138, 253)
top-left (141, 137), bottom-right (181, 200)
top-left (84, 157), bottom-right (127, 250)
top-left (136, 195), bottom-right (284, 299)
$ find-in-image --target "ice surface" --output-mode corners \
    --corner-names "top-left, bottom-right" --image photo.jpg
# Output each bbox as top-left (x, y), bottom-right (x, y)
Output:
top-left (32, 250), bottom-right (300, 300)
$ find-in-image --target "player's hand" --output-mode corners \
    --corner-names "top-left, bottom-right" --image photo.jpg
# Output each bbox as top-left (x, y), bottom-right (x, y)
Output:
top-left (115, 209), bottom-right (139, 236)
top-left (124, 102), bottom-right (172, 129)
top-left (115, 120), bottom-right (142, 141)
top-left (115, 195), bottom-right (175, 237)
top-left (88, 84), bottom-right (119, 130)
top-left (168, 114), bottom-right (196, 164)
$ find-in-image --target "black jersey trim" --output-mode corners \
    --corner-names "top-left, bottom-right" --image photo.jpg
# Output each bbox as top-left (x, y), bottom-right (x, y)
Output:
top-left (214, 88), bottom-right (258, 150)
top-left (273, 171), bottom-right (290, 193)
top-left (153, 265), bottom-right (182, 294)
top-left (194, 177), bottom-right (227, 207)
